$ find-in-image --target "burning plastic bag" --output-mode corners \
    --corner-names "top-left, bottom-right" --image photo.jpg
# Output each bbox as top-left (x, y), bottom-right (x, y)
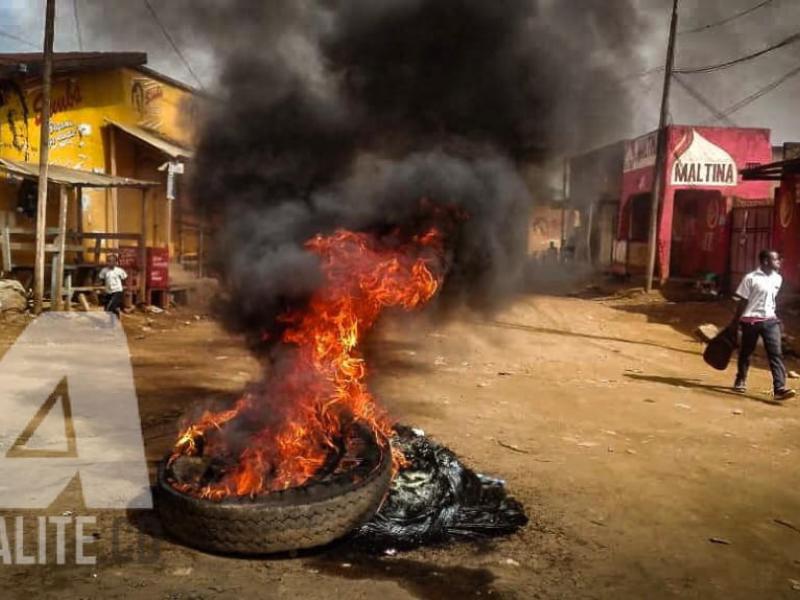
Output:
top-left (353, 426), bottom-right (528, 551)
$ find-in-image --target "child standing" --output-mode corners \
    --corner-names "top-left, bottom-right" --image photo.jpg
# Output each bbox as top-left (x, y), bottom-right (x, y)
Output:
top-left (98, 254), bottom-right (127, 317)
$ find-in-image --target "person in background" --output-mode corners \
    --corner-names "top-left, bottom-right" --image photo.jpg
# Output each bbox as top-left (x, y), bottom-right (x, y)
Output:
top-left (98, 254), bottom-right (127, 318)
top-left (546, 240), bottom-right (559, 264)
top-left (732, 249), bottom-right (796, 400)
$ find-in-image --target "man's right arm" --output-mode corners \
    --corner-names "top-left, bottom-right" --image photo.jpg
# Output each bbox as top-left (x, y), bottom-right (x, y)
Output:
top-left (730, 275), bottom-right (751, 326)
top-left (731, 297), bottom-right (748, 325)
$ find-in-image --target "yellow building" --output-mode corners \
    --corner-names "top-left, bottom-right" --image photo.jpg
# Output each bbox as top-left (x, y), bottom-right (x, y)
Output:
top-left (0, 51), bottom-right (205, 302)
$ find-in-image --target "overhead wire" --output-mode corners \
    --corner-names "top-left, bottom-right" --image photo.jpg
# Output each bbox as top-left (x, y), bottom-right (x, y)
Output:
top-left (622, 1), bottom-right (793, 81)
top-left (1, 0), bottom-right (793, 131)
top-left (679, 0), bottom-right (775, 35)
top-left (0, 28), bottom-right (39, 50)
top-left (675, 31), bottom-right (800, 74)
top-left (625, 0), bottom-right (795, 137)
top-left (142, 0), bottom-right (205, 90)
top-left (73, 0), bottom-right (84, 51)
top-left (672, 74), bottom-right (737, 126)
top-left (715, 62), bottom-right (800, 119)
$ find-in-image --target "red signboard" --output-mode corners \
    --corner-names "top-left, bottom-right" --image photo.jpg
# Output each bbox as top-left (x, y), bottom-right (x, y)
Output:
top-left (147, 247), bottom-right (170, 289)
top-left (773, 179), bottom-right (800, 289)
top-left (117, 246), bottom-right (139, 270)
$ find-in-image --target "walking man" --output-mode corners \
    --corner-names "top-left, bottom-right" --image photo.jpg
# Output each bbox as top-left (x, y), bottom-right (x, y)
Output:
top-left (98, 253), bottom-right (127, 318)
top-left (732, 249), bottom-right (796, 400)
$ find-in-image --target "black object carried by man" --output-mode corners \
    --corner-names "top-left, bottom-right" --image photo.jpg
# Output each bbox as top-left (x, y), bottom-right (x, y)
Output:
top-left (703, 324), bottom-right (739, 370)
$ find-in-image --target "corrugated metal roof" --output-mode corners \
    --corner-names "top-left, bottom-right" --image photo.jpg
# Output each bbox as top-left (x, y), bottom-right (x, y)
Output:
top-left (741, 157), bottom-right (800, 181)
top-left (0, 158), bottom-right (158, 188)
top-left (106, 119), bottom-right (194, 159)
top-left (0, 52), bottom-right (147, 79)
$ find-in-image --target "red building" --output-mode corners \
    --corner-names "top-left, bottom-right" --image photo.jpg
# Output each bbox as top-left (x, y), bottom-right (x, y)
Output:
top-left (742, 147), bottom-right (800, 290)
top-left (613, 125), bottom-right (774, 286)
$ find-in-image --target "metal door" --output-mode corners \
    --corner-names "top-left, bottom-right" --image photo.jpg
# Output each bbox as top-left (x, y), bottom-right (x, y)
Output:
top-left (729, 206), bottom-right (772, 291)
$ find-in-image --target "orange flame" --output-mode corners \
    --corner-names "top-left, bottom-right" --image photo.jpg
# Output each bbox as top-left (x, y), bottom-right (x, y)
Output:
top-left (170, 228), bottom-right (443, 499)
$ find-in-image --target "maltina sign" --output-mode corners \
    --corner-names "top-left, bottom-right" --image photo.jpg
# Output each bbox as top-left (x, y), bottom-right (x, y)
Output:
top-left (671, 130), bottom-right (737, 187)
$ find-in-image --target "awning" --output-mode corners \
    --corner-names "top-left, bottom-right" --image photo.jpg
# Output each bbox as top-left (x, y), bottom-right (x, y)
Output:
top-left (0, 158), bottom-right (158, 188)
top-left (741, 157), bottom-right (800, 181)
top-left (105, 119), bottom-right (194, 160)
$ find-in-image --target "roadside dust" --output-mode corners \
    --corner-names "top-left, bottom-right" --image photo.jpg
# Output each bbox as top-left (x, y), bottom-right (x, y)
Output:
top-left (0, 287), bottom-right (798, 599)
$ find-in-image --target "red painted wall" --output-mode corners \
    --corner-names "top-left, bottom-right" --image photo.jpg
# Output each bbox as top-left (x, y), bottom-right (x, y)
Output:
top-left (618, 125), bottom-right (773, 279)
top-left (773, 176), bottom-right (800, 289)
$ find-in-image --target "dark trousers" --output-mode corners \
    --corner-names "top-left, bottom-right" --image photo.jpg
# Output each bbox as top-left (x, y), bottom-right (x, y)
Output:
top-left (736, 319), bottom-right (786, 392)
top-left (104, 291), bottom-right (124, 317)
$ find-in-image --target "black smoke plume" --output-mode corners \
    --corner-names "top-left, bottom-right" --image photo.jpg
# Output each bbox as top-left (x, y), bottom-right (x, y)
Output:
top-left (185, 0), bottom-right (644, 351)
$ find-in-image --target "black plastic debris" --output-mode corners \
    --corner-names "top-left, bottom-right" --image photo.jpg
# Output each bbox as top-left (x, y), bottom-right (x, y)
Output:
top-left (353, 425), bottom-right (528, 551)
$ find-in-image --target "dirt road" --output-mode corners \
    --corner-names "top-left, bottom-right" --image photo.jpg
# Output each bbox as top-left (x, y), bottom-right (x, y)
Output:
top-left (1, 287), bottom-right (799, 599)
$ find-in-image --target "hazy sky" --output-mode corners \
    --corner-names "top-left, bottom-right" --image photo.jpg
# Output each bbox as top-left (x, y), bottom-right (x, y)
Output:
top-left (632, 0), bottom-right (800, 146)
top-left (2, 0), bottom-right (799, 146)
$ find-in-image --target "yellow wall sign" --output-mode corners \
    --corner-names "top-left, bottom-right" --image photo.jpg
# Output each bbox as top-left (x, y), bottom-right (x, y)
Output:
top-left (0, 66), bottom-right (199, 252)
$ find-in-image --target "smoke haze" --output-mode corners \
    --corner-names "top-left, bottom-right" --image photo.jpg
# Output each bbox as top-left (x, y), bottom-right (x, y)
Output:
top-left (6, 1), bottom-right (797, 347)
top-left (169, 0), bottom-right (644, 350)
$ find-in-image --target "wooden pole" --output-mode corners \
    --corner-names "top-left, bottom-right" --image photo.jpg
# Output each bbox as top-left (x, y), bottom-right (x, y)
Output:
top-left (140, 188), bottom-right (148, 304)
top-left (561, 157), bottom-right (568, 258)
top-left (644, 0), bottom-right (679, 293)
top-left (176, 176), bottom-right (184, 264)
top-left (74, 185), bottom-right (83, 233)
top-left (78, 292), bottom-right (90, 312)
top-left (108, 125), bottom-right (119, 240)
top-left (53, 185), bottom-right (68, 310)
top-left (585, 203), bottom-right (595, 265)
top-left (64, 273), bottom-right (72, 311)
top-left (74, 185), bottom-right (84, 264)
top-left (33, 0), bottom-right (56, 314)
top-left (198, 222), bottom-right (204, 278)
top-left (166, 198), bottom-right (173, 257)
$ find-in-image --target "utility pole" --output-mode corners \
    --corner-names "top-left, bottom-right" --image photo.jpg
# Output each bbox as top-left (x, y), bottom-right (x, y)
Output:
top-left (645, 0), bottom-right (679, 293)
top-left (561, 157), bottom-right (569, 258)
top-left (33, 0), bottom-right (56, 314)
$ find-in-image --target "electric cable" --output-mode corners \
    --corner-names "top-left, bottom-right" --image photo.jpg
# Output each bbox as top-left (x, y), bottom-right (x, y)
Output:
top-left (0, 28), bottom-right (38, 50)
top-left (672, 73), bottom-right (737, 126)
top-left (675, 31), bottom-right (800, 74)
top-left (679, 0), bottom-right (775, 35)
top-left (73, 0), bottom-right (84, 51)
top-left (716, 62), bottom-right (800, 119)
top-left (142, 0), bottom-right (205, 89)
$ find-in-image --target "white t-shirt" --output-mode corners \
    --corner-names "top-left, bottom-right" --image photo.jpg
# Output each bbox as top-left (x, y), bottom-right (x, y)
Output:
top-left (735, 268), bottom-right (782, 319)
top-left (99, 266), bottom-right (128, 293)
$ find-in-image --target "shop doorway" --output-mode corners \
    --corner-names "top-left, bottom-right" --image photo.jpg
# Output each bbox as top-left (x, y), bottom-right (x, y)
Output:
top-left (670, 190), bottom-right (725, 279)
top-left (591, 201), bottom-right (618, 269)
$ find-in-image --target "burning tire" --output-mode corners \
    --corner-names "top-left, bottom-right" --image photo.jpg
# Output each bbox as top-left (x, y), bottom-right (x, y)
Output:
top-left (156, 436), bottom-right (392, 555)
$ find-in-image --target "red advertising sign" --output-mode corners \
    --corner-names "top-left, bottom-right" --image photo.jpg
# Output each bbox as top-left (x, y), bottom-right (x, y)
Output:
top-left (147, 247), bottom-right (170, 289)
top-left (117, 246), bottom-right (139, 270)
top-left (671, 129), bottom-right (737, 187)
